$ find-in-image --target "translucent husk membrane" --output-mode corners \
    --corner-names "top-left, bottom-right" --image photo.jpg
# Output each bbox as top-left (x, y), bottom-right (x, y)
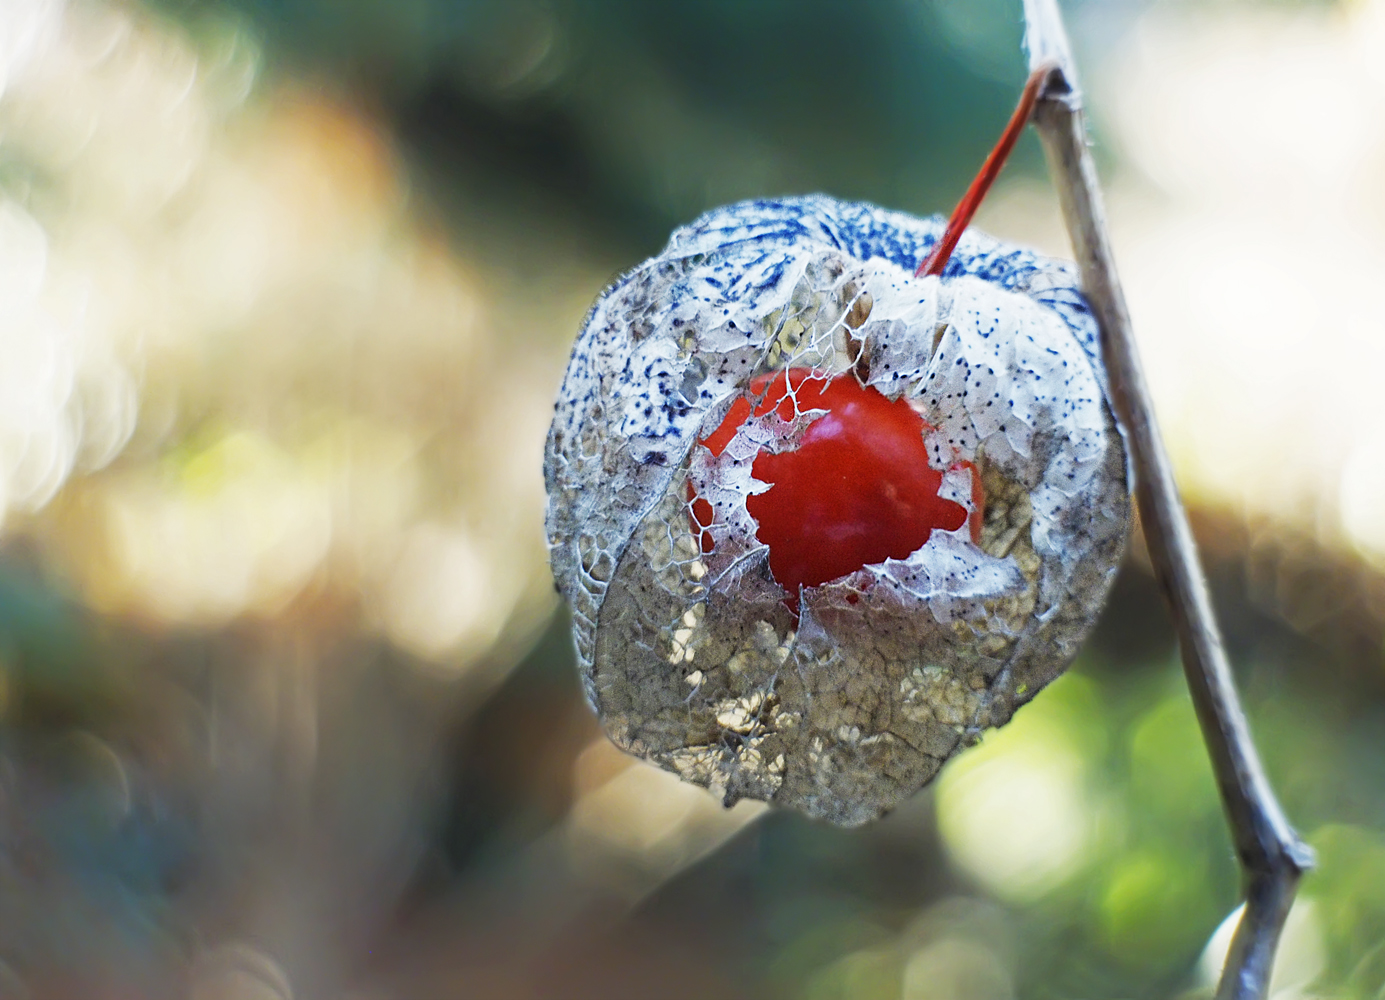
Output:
top-left (545, 196), bottom-right (1130, 826)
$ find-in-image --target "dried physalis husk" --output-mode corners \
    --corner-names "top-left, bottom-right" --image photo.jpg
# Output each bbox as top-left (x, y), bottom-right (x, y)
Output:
top-left (544, 195), bottom-right (1130, 826)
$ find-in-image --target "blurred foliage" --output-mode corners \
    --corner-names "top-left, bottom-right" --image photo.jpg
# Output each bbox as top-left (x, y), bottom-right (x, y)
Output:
top-left (148, 0), bottom-right (1060, 256)
top-left (6, 534), bottom-right (1384, 998)
top-left (0, 0), bottom-right (1381, 998)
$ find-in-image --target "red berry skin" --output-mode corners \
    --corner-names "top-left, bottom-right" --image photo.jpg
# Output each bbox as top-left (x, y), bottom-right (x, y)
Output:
top-left (691, 370), bottom-right (978, 609)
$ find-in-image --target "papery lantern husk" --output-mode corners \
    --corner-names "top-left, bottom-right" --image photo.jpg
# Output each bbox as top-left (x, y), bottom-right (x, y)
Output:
top-left (545, 196), bottom-right (1130, 826)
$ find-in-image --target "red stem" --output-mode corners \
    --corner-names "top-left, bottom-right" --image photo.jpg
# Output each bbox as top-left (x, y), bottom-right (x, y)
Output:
top-left (916, 63), bottom-right (1055, 278)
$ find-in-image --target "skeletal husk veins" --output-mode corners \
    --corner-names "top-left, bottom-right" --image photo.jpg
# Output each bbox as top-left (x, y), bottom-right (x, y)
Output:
top-left (544, 198), bottom-right (1129, 826)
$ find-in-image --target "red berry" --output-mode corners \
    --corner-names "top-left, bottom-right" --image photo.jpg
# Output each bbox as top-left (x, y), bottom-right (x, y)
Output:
top-left (692, 370), bottom-right (979, 610)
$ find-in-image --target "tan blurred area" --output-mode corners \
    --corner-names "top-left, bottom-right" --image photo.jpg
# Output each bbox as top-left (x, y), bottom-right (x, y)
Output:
top-left (0, 0), bottom-right (1383, 998)
top-left (2, 1), bottom-right (563, 654)
top-left (0, 3), bottom-right (769, 995)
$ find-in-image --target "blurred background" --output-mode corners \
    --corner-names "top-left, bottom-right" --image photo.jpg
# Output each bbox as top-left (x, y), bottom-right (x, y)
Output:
top-left (0, 0), bottom-right (1382, 996)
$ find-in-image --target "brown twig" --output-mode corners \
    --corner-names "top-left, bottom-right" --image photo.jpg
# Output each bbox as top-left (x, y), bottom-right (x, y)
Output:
top-left (1018, 2), bottom-right (1315, 998)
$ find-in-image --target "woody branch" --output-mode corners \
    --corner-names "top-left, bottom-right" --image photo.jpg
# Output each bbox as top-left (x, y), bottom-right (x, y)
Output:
top-left (1018, 2), bottom-right (1315, 998)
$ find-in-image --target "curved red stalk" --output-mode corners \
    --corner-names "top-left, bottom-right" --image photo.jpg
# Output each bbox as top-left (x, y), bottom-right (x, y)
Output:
top-left (916, 63), bottom-right (1054, 278)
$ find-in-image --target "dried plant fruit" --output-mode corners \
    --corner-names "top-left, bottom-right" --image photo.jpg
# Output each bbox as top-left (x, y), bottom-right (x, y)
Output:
top-left (692, 369), bottom-right (976, 610)
top-left (544, 194), bottom-right (1130, 825)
